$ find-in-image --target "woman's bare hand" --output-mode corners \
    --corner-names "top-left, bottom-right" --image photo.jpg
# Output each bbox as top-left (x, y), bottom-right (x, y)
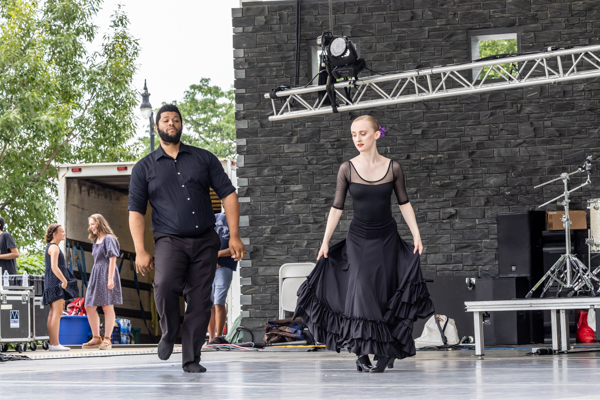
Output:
top-left (317, 243), bottom-right (329, 261)
top-left (413, 236), bottom-right (423, 255)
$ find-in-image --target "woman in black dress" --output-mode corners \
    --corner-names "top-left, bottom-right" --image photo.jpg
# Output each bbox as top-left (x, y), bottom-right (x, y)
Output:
top-left (294, 115), bottom-right (434, 373)
top-left (42, 224), bottom-right (79, 351)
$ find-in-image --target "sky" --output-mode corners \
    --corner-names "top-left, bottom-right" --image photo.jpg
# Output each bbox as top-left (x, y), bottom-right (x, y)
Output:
top-left (94, 0), bottom-right (240, 138)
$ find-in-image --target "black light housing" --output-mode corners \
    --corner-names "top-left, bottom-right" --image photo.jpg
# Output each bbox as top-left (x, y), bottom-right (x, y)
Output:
top-left (318, 32), bottom-right (365, 80)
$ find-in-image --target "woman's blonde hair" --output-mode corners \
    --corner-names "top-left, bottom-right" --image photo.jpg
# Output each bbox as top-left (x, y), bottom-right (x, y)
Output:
top-left (88, 214), bottom-right (118, 243)
top-left (352, 115), bottom-right (380, 133)
top-left (45, 224), bottom-right (62, 244)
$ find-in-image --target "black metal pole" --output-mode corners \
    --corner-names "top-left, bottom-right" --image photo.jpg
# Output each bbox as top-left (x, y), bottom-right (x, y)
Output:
top-left (149, 111), bottom-right (155, 152)
top-left (295, 0), bottom-right (301, 86)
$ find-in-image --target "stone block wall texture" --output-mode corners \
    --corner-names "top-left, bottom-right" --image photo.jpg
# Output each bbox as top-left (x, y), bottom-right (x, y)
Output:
top-left (233, 0), bottom-right (600, 332)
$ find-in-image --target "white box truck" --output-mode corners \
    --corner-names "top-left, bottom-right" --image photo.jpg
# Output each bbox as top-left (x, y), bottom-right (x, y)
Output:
top-left (56, 160), bottom-right (240, 343)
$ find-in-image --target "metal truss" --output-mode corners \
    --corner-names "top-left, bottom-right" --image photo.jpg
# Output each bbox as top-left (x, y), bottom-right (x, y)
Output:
top-left (265, 44), bottom-right (600, 121)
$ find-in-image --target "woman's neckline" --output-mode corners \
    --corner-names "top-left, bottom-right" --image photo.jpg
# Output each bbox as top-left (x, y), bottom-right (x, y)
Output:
top-left (349, 159), bottom-right (392, 183)
top-left (95, 234), bottom-right (107, 244)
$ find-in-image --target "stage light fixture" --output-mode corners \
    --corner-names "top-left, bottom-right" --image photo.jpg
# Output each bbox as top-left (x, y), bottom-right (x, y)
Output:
top-left (330, 37), bottom-right (347, 57)
top-left (317, 32), bottom-right (365, 80)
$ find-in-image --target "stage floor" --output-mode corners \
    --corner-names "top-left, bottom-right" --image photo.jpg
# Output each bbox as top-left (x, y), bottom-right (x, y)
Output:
top-left (1, 346), bottom-right (600, 399)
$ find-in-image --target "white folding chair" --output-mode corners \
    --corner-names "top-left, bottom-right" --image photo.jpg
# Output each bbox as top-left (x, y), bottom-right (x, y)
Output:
top-left (278, 262), bottom-right (316, 319)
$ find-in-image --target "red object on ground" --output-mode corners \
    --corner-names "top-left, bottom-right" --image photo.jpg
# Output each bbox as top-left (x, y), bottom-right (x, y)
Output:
top-left (67, 297), bottom-right (87, 316)
top-left (576, 310), bottom-right (595, 343)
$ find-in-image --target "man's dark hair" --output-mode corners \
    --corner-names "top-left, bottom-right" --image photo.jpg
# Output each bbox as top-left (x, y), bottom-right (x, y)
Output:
top-left (156, 104), bottom-right (182, 125)
top-left (0, 217), bottom-right (5, 231)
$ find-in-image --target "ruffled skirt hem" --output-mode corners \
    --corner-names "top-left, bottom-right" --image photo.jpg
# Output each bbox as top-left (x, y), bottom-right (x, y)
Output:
top-left (42, 281), bottom-right (79, 305)
top-left (294, 279), bottom-right (434, 359)
top-left (293, 217), bottom-right (434, 359)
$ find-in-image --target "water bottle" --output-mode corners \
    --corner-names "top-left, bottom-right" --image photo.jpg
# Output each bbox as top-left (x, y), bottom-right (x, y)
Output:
top-left (120, 322), bottom-right (126, 344)
top-left (3, 271), bottom-right (9, 288)
top-left (119, 319), bottom-right (127, 344)
top-left (125, 319), bottom-right (131, 344)
top-left (123, 319), bottom-right (129, 344)
top-left (22, 271), bottom-right (28, 288)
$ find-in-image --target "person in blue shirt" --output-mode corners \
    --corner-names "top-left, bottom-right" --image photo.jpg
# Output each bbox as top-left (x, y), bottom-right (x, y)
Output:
top-left (207, 210), bottom-right (237, 345)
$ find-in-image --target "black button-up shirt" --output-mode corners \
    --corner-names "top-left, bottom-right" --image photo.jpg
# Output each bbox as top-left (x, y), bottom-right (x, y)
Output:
top-left (128, 143), bottom-right (236, 237)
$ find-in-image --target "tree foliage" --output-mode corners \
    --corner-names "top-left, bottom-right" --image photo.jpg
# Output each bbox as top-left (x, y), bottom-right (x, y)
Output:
top-left (173, 78), bottom-right (236, 160)
top-left (478, 38), bottom-right (519, 80)
top-left (16, 252), bottom-right (45, 275)
top-left (0, 0), bottom-right (141, 247)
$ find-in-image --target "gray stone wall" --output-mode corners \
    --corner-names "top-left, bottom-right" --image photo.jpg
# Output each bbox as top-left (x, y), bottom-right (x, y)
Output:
top-left (233, 0), bottom-right (600, 334)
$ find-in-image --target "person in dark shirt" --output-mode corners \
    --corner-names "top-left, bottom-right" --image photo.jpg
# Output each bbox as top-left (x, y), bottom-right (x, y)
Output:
top-left (0, 216), bottom-right (19, 275)
top-left (128, 104), bottom-right (245, 373)
top-left (207, 211), bottom-right (237, 345)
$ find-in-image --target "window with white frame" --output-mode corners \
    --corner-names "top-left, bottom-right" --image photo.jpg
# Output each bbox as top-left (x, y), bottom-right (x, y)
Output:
top-left (309, 46), bottom-right (324, 85)
top-left (471, 31), bottom-right (519, 80)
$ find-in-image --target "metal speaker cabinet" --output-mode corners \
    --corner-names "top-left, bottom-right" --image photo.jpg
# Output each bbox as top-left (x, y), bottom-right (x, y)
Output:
top-left (475, 278), bottom-right (544, 345)
top-left (32, 297), bottom-right (49, 340)
top-left (497, 211), bottom-right (546, 282)
top-left (0, 290), bottom-right (32, 343)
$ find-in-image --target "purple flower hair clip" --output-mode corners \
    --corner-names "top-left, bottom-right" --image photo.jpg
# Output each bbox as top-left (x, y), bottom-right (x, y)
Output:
top-left (378, 124), bottom-right (387, 137)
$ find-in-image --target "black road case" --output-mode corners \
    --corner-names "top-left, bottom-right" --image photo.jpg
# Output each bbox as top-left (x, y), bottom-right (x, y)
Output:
top-left (0, 289), bottom-right (32, 352)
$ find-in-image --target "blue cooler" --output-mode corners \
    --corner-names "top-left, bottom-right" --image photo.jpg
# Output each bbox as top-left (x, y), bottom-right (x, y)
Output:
top-left (59, 315), bottom-right (91, 345)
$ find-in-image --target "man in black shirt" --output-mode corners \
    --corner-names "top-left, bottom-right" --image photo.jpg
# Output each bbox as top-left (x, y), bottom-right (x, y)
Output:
top-left (0, 216), bottom-right (19, 275)
top-left (128, 104), bottom-right (245, 373)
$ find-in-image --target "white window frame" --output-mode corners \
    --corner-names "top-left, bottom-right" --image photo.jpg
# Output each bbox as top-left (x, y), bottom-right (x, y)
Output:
top-left (471, 32), bottom-right (519, 80)
top-left (309, 46), bottom-right (324, 85)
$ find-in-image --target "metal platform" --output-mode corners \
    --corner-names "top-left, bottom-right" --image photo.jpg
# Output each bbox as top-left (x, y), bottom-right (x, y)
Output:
top-left (465, 297), bottom-right (600, 358)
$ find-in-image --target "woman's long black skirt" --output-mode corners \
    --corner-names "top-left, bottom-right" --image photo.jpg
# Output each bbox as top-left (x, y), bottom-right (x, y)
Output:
top-left (294, 217), bottom-right (435, 359)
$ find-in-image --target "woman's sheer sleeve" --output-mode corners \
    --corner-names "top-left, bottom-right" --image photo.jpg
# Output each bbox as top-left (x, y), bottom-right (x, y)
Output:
top-left (332, 162), bottom-right (350, 210)
top-left (393, 161), bottom-right (410, 205)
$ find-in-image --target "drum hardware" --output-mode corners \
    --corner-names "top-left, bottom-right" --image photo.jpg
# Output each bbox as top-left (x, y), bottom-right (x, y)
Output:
top-left (586, 235), bottom-right (600, 248)
top-left (578, 197), bottom-right (600, 297)
top-left (588, 198), bottom-right (600, 254)
top-left (526, 156), bottom-right (595, 298)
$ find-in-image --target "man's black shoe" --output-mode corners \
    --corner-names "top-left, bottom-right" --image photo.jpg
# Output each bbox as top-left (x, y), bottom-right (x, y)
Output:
top-left (157, 339), bottom-right (174, 360)
top-left (183, 361), bottom-right (207, 373)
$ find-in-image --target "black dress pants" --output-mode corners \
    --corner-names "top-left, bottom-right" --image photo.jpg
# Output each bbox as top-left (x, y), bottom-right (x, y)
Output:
top-left (153, 228), bottom-right (221, 366)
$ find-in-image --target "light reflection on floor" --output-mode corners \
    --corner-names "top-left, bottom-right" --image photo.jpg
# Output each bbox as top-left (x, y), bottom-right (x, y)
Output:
top-left (1, 348), bottom-right (600, 399)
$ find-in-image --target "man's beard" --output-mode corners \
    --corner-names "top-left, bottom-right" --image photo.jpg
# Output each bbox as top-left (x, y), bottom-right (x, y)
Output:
top-left (157, 126), bottom-right (182, 144)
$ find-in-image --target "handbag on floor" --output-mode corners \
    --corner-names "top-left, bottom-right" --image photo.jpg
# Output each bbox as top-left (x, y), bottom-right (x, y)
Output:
top-left (415, 314), bottom-right (459, 349)
top-left (576, 310), bottom-right (596, 343)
